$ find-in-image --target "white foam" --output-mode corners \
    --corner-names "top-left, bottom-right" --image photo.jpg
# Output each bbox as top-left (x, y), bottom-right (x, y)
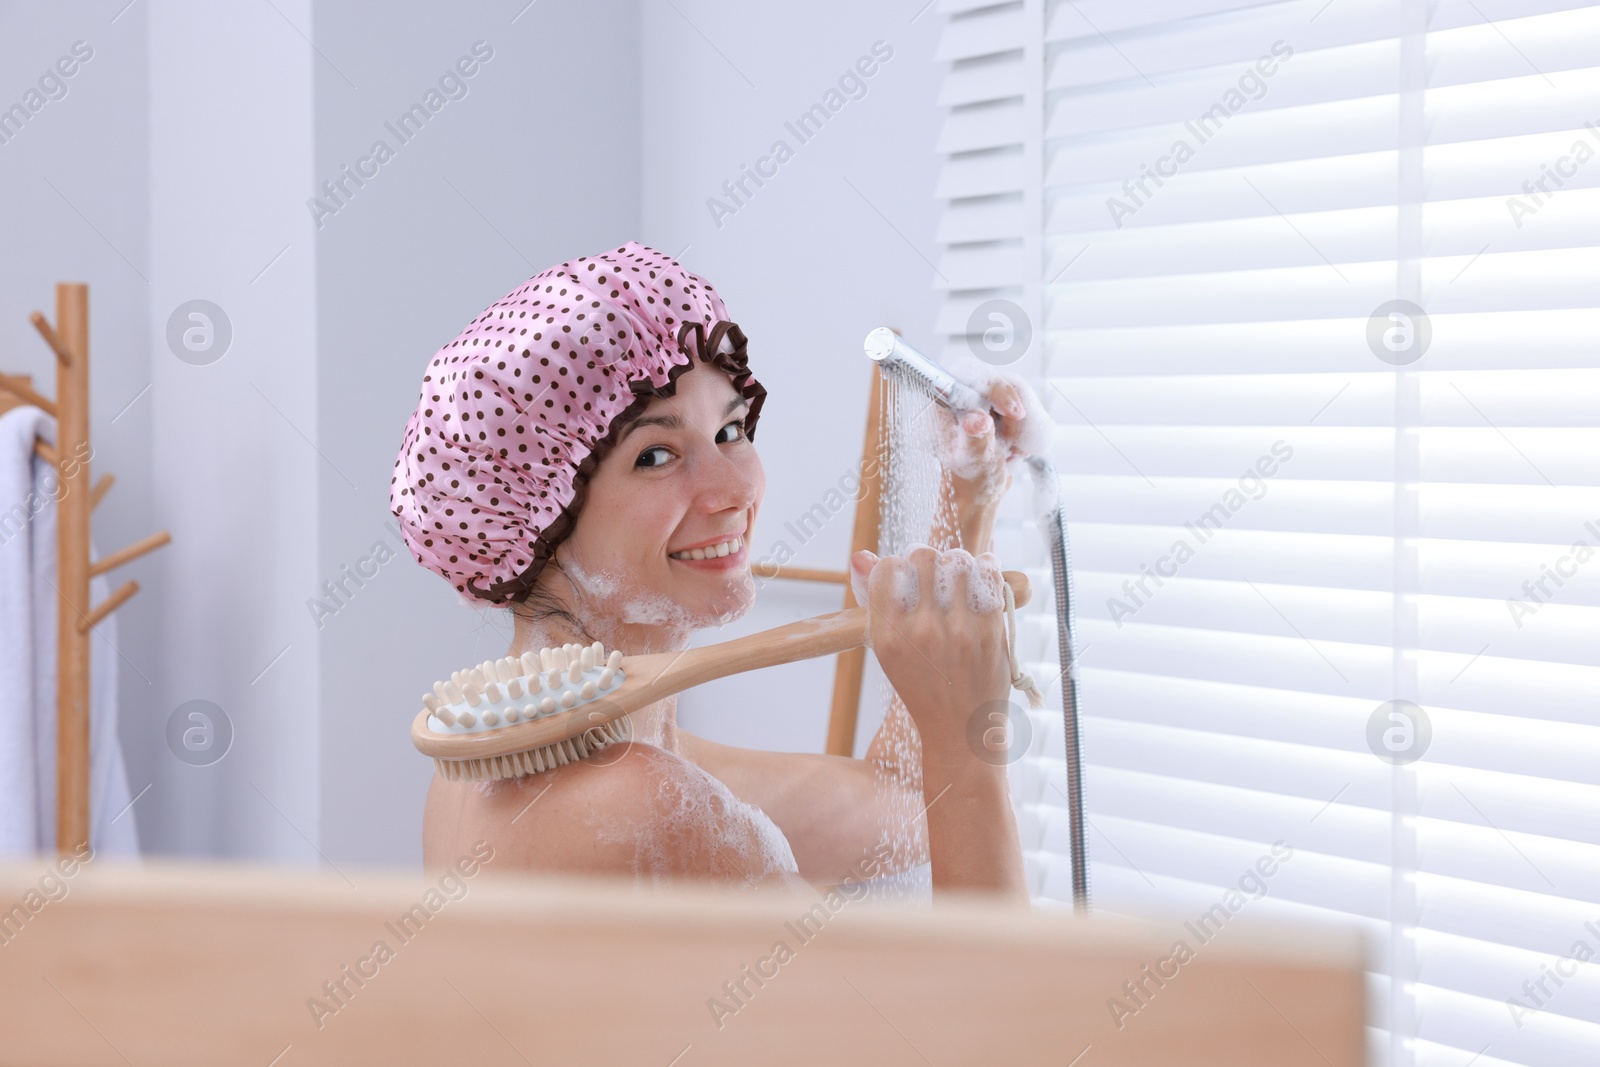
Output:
top-left (927, 356), bottom-right (1053, 494)
top-left (890, 560), bottom-right (920, 612)
top-left (942, 354), bottom-right (1053, 458)
top-left (1028, 456), bottom-right (1062, 532)
top-left (585, 749), bottom-right (799, 887)
top-left (968, 553), bottom-right (1005, 615)
top-left (931, 551), bottom-right (968, 609)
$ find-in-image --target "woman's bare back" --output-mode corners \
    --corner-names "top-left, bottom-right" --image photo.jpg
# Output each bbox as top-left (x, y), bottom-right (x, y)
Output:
top-left (422, 742), bottom-right (809, 891)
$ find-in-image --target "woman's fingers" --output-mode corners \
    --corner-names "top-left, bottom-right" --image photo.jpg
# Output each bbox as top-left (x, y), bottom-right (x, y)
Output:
top-left (973, 552), bottom-right (1005, 616)
top-left (988, 378), bottom-right (1027, 420)
top-left (849, 549), bottom-right (879, 616)
top-left (936, 548), bottom-right (973, 614)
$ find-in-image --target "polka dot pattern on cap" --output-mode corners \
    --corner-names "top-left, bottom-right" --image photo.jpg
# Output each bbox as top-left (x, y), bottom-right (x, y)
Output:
top-left (389, 241), bottom-right (766, 604)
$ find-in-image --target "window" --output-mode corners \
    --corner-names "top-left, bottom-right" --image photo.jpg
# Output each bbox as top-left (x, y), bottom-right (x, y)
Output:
top-left (934, 2), bottom-right (1600, 1064)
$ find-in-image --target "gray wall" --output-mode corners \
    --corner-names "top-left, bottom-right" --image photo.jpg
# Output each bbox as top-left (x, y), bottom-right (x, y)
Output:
top-left (638, 0), bottom-right (945, 757)
top-left (0, 1), bottom-right (156, 849)
top-left (311, 0), bottom-right (642, 868)
top-left (2, 0), bottom-right (942, 872)
top-left (146, 0), bottom-right (322, 861)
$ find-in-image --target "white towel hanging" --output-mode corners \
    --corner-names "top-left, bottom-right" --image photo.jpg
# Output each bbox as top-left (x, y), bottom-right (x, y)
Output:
top-left (0, 404), bottom-right (140, 859)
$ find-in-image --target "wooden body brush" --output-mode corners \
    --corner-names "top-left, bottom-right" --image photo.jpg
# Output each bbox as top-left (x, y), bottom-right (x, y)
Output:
top-left (412, 570), bottom-right (1033, 781)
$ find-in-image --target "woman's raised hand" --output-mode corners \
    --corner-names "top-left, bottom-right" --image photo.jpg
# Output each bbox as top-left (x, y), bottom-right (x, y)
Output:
top-left (849, 545), bottom-right (1011, 763)
top-left (928, 359), bottom-right (1050, 544)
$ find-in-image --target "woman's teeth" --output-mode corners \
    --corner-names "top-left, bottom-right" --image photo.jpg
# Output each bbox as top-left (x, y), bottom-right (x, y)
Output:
top-left (669, 535), bottom-right (743, 561)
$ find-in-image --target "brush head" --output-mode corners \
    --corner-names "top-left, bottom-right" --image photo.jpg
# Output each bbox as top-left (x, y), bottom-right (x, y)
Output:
top-left (416, 641), bottom-right (631, 781)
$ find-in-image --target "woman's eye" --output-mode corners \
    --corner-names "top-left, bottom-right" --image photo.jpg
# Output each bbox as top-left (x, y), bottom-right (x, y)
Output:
top-left (716, 418), bottom-right (747, 444)
top-left (635, 446), bottom-right (672, 469)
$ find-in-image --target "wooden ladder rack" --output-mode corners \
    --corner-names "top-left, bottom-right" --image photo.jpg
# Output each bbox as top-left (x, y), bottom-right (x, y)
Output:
top-left (750, 361), bottom-right (884, 758)
top-left (0, 283), bottom-right (171, 856)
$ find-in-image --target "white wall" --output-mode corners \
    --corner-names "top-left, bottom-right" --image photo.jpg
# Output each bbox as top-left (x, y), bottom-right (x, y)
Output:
top-left (638, 0), bottom-right (946, 755)
top-left (311, 0), bottom-right (641, 868)
top-left (0, 0), bottom-right (155, 852)
top-left (3, 0), bottom-right (943, 870)
top-left (146, 0), bottom-right (322, 860)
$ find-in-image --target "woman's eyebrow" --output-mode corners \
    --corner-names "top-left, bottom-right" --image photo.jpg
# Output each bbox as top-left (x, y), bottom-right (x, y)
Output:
top-left (619, 395), bottom-right (747, 443)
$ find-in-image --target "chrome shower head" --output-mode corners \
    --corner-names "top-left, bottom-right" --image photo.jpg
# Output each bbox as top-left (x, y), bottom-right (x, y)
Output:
top-left (863, 327), bottom-right (987, 413)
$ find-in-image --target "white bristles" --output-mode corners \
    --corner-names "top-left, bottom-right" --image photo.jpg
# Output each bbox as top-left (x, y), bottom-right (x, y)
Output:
top-left (430, 715), bottom-right (633, 782)
top-left (428, 641), bottom-right (634, 747)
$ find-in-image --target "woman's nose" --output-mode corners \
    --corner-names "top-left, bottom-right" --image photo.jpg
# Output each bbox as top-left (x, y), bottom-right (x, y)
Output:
top-left (691, 443), bottom-right (757, 512)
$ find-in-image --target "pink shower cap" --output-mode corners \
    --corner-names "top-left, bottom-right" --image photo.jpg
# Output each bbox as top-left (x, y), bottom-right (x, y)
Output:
top-left (389, 241), bottom-right (767, 604)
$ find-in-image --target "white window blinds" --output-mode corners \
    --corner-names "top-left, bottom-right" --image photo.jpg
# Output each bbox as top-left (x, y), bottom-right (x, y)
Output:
top-left (932, 2), bottom-right (1600, 1066)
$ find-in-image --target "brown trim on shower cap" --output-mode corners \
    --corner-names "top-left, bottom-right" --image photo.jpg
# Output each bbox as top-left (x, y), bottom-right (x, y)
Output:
top-left (465, 319), bottom-right (766, 604)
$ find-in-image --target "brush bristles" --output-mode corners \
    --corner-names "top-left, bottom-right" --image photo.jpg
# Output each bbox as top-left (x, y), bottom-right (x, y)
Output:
top-left (432, 717), bottom-right (634, 781)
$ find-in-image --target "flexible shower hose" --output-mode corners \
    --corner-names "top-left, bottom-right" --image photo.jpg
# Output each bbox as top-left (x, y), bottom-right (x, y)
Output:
top-left (1025, 456), bottom-right (1088, 911)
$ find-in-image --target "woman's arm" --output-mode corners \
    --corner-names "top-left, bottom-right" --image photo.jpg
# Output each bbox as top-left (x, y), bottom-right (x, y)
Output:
top-left (856, 546), bottom-right (1029, 902)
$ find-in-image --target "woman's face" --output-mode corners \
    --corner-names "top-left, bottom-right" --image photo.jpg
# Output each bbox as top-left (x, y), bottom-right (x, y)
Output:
top-left (555, 361), bottom-right (764, 638)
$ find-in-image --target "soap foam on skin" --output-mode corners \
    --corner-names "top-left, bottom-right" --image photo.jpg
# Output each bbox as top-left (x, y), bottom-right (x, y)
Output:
top-left (584, 748), bottom-right (799, 886)
top-left (929, 355), bottom-right (1052, 491)
top-left (932, 550), bottom-right (1004, 612)
top-left (563, 549), bottom-right (754, 637)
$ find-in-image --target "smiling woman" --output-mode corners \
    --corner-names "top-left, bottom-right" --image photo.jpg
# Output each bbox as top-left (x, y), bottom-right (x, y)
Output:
top-left (392, 242), bottom-right (1033, 900)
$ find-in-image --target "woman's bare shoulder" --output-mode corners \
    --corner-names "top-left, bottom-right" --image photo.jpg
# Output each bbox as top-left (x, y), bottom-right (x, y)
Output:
top-left (426, 744), bottom-right (808, 891)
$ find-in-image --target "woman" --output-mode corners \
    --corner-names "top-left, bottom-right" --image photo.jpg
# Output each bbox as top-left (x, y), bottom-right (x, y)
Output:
top-left (393, 243), bottom-right (1042, 901)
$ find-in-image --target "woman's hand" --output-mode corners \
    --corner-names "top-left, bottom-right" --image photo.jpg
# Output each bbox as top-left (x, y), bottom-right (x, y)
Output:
top-left (850, 544), bottom-right (1031, 900)
top-left (930, 359), bottom-right (1048, 550)
top-left (850, 545), bottom-right (1011, 764)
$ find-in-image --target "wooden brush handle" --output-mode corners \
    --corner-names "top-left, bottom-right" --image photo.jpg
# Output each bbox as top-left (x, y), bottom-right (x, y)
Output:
top-left (414, 570), bottom-right (1030, 761)
top-left (627, 568), bottom-right (1032, 700)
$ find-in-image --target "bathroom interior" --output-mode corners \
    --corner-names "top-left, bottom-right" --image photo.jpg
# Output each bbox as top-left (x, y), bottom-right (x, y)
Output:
top-left (1, 0), bottom-right (1596, 1063)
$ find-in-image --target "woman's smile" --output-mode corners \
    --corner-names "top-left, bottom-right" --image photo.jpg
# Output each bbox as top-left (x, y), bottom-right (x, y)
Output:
top-left (667, 514), bottom-right (750, 569)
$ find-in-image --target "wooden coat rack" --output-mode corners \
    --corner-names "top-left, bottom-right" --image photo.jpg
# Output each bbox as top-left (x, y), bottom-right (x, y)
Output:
top-left (752, 362), bottom-right (884, 758)
top-left (0, 283), bottom-right (171, 856)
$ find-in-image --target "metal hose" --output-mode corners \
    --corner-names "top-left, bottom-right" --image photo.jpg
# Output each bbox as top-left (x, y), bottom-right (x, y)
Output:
top-left (865, 329), bottom-right (1089, 910)
top-left (1028, 456), bottom-right (1089, 911)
